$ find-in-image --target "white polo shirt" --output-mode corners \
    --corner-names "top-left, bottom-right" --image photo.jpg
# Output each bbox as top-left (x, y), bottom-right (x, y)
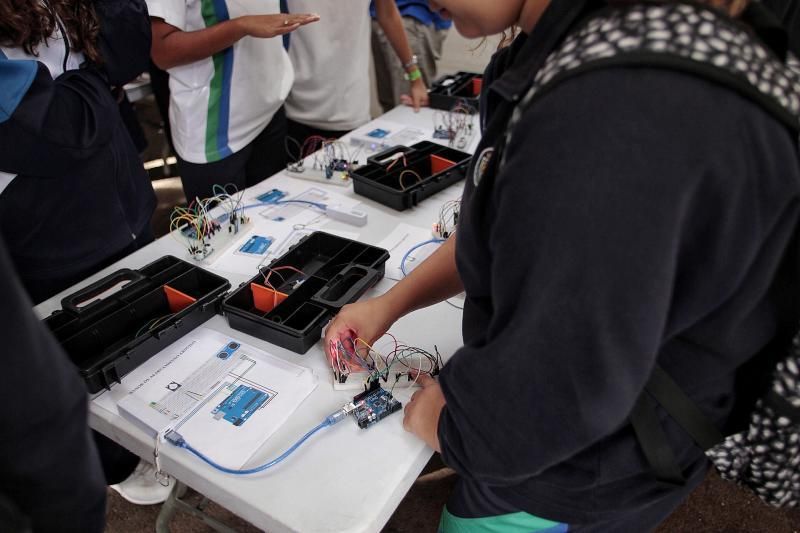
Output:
top-left (147, 0), bottom-right (294, 163)
top-left (285, 0), bottom-right (371, 131)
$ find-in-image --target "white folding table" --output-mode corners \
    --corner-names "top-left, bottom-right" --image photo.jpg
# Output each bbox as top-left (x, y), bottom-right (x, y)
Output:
top-left (34, 106), bottom-right (479, 533)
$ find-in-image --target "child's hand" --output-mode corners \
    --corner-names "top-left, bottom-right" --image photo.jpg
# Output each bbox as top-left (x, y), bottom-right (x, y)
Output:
top-left (400, 78), bottom-right (430, 112)
top-left (237, 13), bottom-right (319, 38)
top-left (323, 297), bottom-right (397, 360)
top-left (403, 374), bottom-right (445, 452)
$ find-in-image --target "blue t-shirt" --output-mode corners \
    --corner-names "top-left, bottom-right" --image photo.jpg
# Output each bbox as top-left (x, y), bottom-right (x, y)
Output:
top-left (369, 1), bottom-right (452, 30)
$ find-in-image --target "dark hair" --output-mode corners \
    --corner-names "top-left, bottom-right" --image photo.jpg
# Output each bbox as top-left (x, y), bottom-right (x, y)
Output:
top-left (499, 27), bottom-right (519, 49)
top-left (0, 0), bottom-right (102, 63)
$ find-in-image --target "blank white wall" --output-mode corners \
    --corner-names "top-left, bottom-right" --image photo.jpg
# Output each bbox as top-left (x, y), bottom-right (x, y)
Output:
top-left (438, 31), bottom-right (501, 75)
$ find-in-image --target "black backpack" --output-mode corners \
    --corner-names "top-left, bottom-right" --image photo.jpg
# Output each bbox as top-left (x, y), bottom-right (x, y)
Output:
top-left (510, 1), bottom-right (800, 507)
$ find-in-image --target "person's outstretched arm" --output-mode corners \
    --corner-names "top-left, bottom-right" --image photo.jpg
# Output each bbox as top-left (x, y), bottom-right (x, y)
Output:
top-left (150, 13), bottom-right (319, 70)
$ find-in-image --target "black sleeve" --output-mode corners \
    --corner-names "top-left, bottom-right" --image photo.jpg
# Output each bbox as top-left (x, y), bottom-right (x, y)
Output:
top-left (0, 0), bottom-right (151, 175)
top-left (94, 0), bottom-right (152, 86)
top-left (0, 237), bottom-right (106, 532)
top-left (437, 69), bottom-right (790, 485)
top-left (763, 0), bottom-right (800, 55)
top-left (0, 61), bottom-right (119, 176)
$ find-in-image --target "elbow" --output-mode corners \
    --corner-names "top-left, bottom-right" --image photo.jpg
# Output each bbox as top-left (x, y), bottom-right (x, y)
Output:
top-left (374, 0), bottom-right (395, 23)
top-left (150, 20), bottom-right (182, 71)
top-left (150, 48), bottom-right (175, 71)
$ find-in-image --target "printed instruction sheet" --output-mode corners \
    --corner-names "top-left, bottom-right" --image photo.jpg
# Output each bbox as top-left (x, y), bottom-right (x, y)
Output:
top-left (95, 327), bottom-right (317, 469)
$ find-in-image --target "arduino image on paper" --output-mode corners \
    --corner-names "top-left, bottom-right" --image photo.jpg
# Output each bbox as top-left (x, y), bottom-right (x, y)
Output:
top-left (212, 384), bottom-right (271, 427)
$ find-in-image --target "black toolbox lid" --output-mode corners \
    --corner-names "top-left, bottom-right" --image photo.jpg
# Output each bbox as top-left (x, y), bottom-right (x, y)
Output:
top-left (44, 255), bottom-right (231, 392)
top-left (429, 71), bottom-right (483, 110)
top-left (222, 231), bottom-right (389, 354)
top-left (44, 233), bottom-right (390, 389)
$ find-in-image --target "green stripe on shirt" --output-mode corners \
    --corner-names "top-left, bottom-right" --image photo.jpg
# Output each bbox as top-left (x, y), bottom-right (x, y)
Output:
top-left (200, 0), bottom-right (223, 162)
top-left (205, 51), bottom-right (225, 162)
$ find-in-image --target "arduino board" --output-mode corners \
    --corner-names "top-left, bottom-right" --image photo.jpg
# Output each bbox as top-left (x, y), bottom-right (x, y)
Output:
top-left (351, 384), bottom-right (402, 429)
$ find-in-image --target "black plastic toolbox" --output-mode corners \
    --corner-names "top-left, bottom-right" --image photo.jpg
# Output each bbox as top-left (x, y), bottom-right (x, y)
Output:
top-left (44, 234), bottom-right (389, 390)
top-left (429, 71), bottom-right (482, 110)
top-left (223, 232), bottom-right (389, 354)
top-left (43, 256), bottom-right (231, 393)
top-left (349, 141), bottom-right (471, 211)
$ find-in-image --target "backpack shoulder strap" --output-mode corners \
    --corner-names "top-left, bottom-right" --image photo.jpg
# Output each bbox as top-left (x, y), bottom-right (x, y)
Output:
top-left (504, 1), bottom-right (800, 159)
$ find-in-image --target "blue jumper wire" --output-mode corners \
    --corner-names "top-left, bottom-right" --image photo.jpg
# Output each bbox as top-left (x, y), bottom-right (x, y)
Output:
top-left (400, 238), bottom-right (445, 276)
top-left (209, 198), bottom-right (328, 226)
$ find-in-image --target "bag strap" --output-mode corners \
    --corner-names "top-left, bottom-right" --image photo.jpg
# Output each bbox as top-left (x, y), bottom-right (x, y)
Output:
top-left (632, 365), bottom-right (723, 484)
top-left (502, 1), bottom-right (800, 175)
top-left (646, 366), bottom-right (726, 450)
top-left (629, 391), bottom-right (686, 486)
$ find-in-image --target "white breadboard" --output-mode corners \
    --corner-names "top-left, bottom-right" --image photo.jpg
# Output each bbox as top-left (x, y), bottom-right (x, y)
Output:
top-left (284, 166), bottom-right (352, 187)
top-left (182, 218), bottom-right (252, 265)
top-left (332, 371), bottom-right (426, 391)
top-left (329, 348), bottom-right (437, 391)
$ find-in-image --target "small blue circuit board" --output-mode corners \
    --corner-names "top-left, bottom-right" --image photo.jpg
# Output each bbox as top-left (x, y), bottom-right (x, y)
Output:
top-left (433, 128), bottom-right (453, 140)
top-left (353, 387), bottom-right (402, 429)
top-left (256, 189), bottom-right (287, 203)
top-left (212, 385), bottom-right (269, 426)
top-left (237, 235), bottom-right (273, 256)
top-left (216, 341), bottom-right (240, 360)
top-left (366, 128), bottom-right (390, 139)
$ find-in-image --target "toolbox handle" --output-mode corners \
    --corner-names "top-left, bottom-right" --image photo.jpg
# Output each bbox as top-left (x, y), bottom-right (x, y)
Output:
top-left (314, 265), bottom-right (382, 308)
top-left (62, 269), bottom-right (146, 315)
top-left (368, 145), bottom-right (416, 167)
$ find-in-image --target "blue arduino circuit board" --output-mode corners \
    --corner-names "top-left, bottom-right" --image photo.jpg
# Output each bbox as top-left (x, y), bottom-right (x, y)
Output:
top-left (256, 189), bottom-right (288, 203)
top-left (352, 386), bottom-right (402, 429)
top-left (366, 128), bottom-right (390, 139)
top-left (212, 384), bottom-right (269, 426)
top-left (236, 235), bottom-right (273, 256)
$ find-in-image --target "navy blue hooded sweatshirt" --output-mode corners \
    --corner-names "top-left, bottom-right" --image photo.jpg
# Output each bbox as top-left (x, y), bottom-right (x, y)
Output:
top-left (437, 1), bottom-right (800, 528)
top-left (0, 0), bottom-right (156, 301)
top-left (0, 232), bottom-right (106, 532)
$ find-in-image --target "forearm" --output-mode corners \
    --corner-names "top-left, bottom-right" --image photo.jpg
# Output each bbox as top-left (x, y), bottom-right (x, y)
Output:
top-left (374, 0), bottom-right (428, 108)
top-left (382, 236), bottom-right (463, 318)
top-left (374, 0), bottom-right (415, 66)
top-left (150, 18), bottom-right (246, 70)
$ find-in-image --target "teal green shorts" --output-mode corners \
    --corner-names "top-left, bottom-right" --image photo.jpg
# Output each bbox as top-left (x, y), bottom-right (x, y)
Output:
top-left (439, 506), bottom-right (568, 533)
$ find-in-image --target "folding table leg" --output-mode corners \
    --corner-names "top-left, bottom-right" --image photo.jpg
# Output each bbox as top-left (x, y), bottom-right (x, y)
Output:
top-left (155, 481), bottom-right (241, 533)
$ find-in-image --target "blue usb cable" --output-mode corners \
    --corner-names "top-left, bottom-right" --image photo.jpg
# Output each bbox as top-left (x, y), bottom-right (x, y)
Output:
top-left (240, 199), bottom-right (329, 213)
top-left (165, 403), bottom-right (355, 475)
